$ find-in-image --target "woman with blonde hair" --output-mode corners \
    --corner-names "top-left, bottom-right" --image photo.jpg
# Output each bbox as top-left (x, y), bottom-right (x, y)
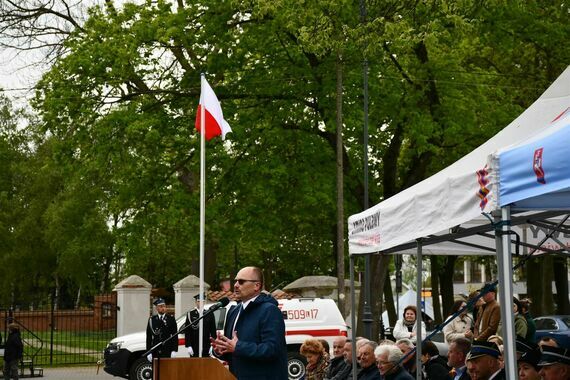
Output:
top-left (300, 338), bottom-right (329, 380)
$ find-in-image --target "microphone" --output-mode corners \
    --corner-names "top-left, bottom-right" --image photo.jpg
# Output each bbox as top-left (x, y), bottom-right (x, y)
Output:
top-left (205, 297), bottom-right (230, 314)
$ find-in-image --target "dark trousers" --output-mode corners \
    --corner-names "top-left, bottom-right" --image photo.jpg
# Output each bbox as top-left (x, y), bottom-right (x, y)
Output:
top-left (3, 359), bottom-right (19, 380)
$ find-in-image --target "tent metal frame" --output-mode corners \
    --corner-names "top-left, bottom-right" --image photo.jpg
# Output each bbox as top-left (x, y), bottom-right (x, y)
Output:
top-left (349, 210), bottom-right (570, 380)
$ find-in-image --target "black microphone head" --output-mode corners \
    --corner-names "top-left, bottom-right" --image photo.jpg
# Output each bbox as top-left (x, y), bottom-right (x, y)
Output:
top-left (219, 297), bottom-right (230, 307)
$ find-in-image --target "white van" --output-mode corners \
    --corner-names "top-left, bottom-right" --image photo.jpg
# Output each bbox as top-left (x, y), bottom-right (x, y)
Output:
top-left (103, 298), bottom-right (348, 380)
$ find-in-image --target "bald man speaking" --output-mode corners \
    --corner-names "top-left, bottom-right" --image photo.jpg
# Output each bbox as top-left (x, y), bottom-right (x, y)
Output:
top-left (212, 266), bottom-right (287, 380)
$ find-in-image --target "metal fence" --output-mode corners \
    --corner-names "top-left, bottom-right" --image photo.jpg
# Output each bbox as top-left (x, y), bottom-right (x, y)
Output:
top-left (1, 293), bottom-right (117, 369)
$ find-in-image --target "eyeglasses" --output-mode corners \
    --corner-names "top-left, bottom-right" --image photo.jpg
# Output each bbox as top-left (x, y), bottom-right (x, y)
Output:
top-left (234, 279), bottom-right (260, 285)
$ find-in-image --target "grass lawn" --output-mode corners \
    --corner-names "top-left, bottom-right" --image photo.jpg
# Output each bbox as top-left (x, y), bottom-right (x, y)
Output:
top-left (19, 330), bottom-right (115, 366)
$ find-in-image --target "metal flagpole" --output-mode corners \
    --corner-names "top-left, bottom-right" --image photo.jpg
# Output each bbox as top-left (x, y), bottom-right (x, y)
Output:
top-left (198, 73), bottom-right (206, 354)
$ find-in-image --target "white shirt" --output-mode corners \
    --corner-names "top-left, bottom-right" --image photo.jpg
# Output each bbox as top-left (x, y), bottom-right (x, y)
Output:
top-left (232, 295), bottom-right (259, 332)
top-left (489, 369), bottom-right (502, 379)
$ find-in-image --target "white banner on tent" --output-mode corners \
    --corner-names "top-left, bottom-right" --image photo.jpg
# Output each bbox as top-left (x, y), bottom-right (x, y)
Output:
top-left (348, 66), bottom-right (570, 255)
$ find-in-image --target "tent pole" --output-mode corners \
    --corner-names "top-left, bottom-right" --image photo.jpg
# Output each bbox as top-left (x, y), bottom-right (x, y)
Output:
top-left (350, 254), bottom-right (358, 380)
top-left (363, 253), bottom-right (373, 339)
top-left (495, 206), bottom-right (517, 379)
top-left (415, 239), bottom-right (423, 380)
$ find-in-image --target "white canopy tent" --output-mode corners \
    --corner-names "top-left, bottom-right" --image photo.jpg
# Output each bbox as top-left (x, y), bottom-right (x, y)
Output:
top-left (347, 66), bottom-right (570, 379)
top-left (348, 66), bottom-right (570, 255)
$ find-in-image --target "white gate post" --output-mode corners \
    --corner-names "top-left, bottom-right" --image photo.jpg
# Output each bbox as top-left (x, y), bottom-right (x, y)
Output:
top-left (114, 275), bottom-right (152, 336)
top-left (173, 275), bottom-right (210, 319)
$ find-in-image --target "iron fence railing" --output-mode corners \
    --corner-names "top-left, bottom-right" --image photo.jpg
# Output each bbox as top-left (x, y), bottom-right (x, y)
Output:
top-left (1, 293), bottom-right (117, 368)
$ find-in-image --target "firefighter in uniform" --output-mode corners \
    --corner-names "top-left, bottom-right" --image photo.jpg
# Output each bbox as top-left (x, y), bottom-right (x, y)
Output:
top-left (146, 298), bottom-right (178, 361)
top-left (184, 292), bottom-right (217, 357)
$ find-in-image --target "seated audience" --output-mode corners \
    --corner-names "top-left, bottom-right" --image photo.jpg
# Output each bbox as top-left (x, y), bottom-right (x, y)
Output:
top-left (518, 347), bottom-right (541, 380)
top-left (447, 337), bottom-right (472, 380)
top-left (301, 338), bottom-right (329, 380)
top-left (538, 336), bottom-right (559, 350)
top-left (537, 345), bottom-right (570, 380)
top-left (396, 338), bottom-right (417, 378)
top-left (375, 344), bottom-right (414, 380)
top-left (357, 341), bottom-right (381, 380)
top-left (466, 340), bottom-right (505, 380)
top-left (421, 340), bottom-right (451, 380)
top-left (328, 339), bottom-right (355, 380)
top-left (326, 336), bottom-right (347, 379)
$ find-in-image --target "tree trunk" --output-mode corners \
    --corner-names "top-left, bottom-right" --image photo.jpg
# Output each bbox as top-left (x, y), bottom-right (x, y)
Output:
top-left (553, 256), bottom-right (570, 314)
top-left (356, 255), bottom-right (390, 339)
top-left (430, 256), bottom-right (442, 325)
top-left (335, 53), bottom-right (345, 316)
top-left (383, 268), bottom-right (396, 333)
top-left (526, 255), bottom-right (555, 315)
top-left (205, 241), bottom-right (218, 289)
top-left (439, 256), bottom-right (457, 318)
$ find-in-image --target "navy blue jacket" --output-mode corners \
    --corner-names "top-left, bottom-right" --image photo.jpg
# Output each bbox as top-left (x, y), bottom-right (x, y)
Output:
top-left (385, 367), bottom-right (415, 380)
top-left (221, 293), bottom-right (287, 380)
top-left (357, 364), bottom-right (381, 380)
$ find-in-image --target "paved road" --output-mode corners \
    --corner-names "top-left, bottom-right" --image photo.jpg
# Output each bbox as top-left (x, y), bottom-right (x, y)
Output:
top-left (42, 365), bottom-right (117, 379)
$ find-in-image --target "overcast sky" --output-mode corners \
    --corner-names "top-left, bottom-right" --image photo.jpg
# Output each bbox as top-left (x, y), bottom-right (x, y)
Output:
top-left (0, 0), bottom-right (129, 106)
top-left (0, 47), bottom-right (43, 105)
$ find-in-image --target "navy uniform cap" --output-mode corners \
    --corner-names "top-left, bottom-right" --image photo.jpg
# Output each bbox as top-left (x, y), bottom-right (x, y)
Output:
top-left (153, 298), bottom-right (166, 306)
top-left (194, 292), bottom-right (208, 300)
top-left (466, 340), bottom-right (501, 361)
top-left (516, 335), bottom-right (539, 354)
top-left (538, 345), bottom-right (570, 367)
top-left (518, 348), bottom-right (541, 371)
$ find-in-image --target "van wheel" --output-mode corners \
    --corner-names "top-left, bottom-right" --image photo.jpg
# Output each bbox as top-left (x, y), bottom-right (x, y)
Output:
top-left (287, 352), bottom-right (306, 380)
top-left (129, 357), bottom-right (153, 380)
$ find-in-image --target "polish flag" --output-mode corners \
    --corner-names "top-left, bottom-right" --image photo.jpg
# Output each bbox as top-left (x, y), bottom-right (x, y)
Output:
top-left (195, 78), bottom-right (232, 140)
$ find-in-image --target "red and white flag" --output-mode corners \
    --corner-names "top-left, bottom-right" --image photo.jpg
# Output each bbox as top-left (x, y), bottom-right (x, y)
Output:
top-left (195, 78), bottom-right (232, 140)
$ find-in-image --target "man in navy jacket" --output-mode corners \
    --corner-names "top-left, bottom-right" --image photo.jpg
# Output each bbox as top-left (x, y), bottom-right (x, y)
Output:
top-left (212, 266), bottom-right (287, 380)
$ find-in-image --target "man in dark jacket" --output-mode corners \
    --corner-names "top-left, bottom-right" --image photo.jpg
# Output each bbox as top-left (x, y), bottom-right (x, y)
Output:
top-left (212, 266), bottom-right (287, 380)
top-left (145, 298), bottom-right (178, 361)
top-left (326, 336), bottom-right (348, 379)
top-left (4, 323), bottom-right (23, 380)
top-left (184, 293), bottom-right (217, 357)
top-left (356, 341), bottom-right (381, 380)
top-left (376, 345), bottom-right (413, 380)
top-left (447, 337), bottom-right (472, 380)
top-left (421, 340), bottom-right (451, 380)
top-left (329, 339), bottom-right (356, 380)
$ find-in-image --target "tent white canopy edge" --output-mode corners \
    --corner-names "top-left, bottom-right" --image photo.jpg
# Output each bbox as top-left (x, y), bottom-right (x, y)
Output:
top-left (348, 66), bottom-right (570, 254)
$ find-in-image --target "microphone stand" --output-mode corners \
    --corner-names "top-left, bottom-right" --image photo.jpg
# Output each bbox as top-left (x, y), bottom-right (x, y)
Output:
top-left (143, 306), bottom-right (222, 379)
